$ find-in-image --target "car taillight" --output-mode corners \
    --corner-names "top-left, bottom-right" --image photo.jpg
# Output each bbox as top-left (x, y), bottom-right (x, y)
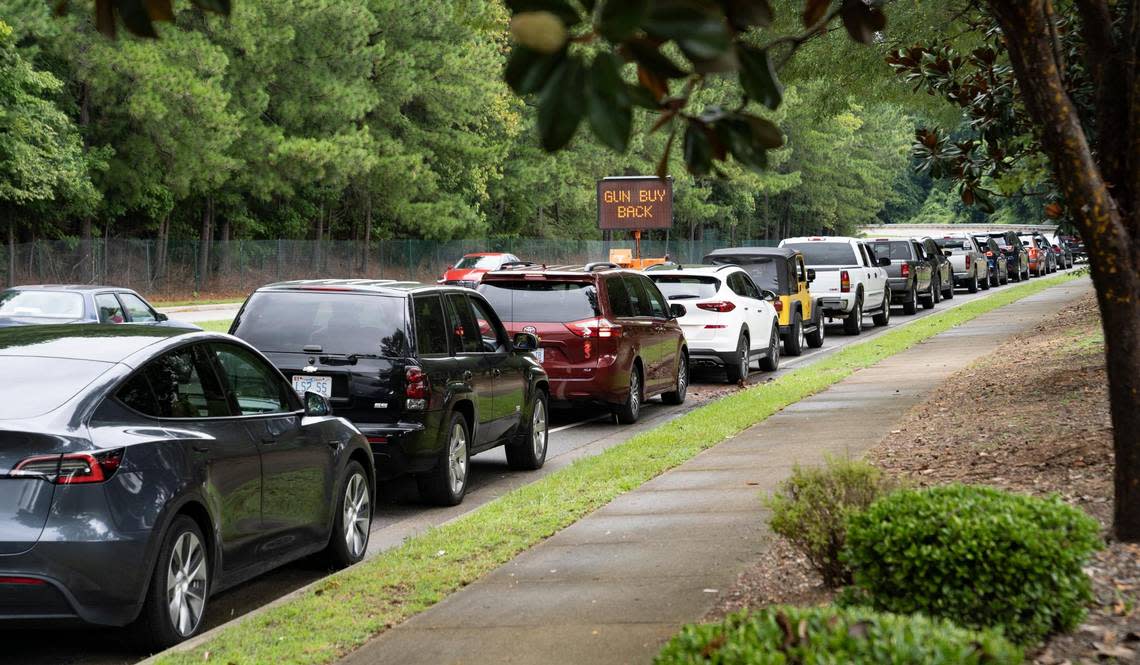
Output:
top-left (772, 300), bottom-right (783, 313)
top-left (696, 301), bottom-right (736, 313)
top-left (0, 577), bottom-right (46, 586)
top-left (566, 317), bottom-right (622, 338)
top-left (840, 271), bottom-right (851, 293)
top-left (985, 251), bottom-right (993, 257)
top-left (10, 449), bottom-right (124, 485)
top-left (965, 255), bottom-right (971, 269)
top-left (900, 264), bottom-right (910, 278)
top-left (405, 366), bottom-right (428, 410)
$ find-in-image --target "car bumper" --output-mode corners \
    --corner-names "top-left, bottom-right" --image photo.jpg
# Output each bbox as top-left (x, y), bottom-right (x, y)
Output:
top-left (357, 422), bottom-right (432, 479)
top-left (818, 294), bottom-right (856, 315)
top-left (688, 348), bottom-right (739, 368)
top-left (886, 277), bottom-right (912, 294)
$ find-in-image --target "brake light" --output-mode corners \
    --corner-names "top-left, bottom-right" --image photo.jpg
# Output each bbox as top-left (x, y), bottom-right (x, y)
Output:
top-left (566, 317), bottom-right (622, 338)
top-left (965, 255), bottom-right (971, 269)
top-left (366, 436), bottom-right (388, 445)
top-left (696, 301), bottom-right (736, 313)
top-left (10, 449), bottom-right (124, 485)
top-left (900, 264), bottom-right (910, 278)
top-left (0, 577), bottom-right (45, 586)
top-left (840, 271), bottom-right (851, 293)
top-left (405, 366), bottom-right (429, 410)
top-left (985, 251), bottom-right (993, 257)
top-left (772, 300), bottom-right (783, 313)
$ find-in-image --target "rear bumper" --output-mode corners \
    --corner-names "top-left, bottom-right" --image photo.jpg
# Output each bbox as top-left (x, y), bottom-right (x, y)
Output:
top-left (688, 348), bottom-right (738, 368)
top-left (356, 422), bottom-right (432, 479)
top-left (818, 294), bottom-right (856, 315)
top-left (547, 370), bottom-right (627, 406)
top-left (886, 277), bottom-right (912, 294)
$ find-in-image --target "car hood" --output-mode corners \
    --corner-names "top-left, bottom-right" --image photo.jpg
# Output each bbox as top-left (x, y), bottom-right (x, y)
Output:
top-left (442, 269), bottom-right (485, 282)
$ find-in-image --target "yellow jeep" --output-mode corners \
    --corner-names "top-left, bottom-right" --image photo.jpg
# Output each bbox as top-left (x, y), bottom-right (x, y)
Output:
top-left (703, 247), bottom-right (825, 355)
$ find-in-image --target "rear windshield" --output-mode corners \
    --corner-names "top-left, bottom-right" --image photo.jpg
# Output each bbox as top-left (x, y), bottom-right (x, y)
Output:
top-left (868, 241), bottom-right (913, 261)
top-left (231, 291), bottom-right (409, 356)
top-left (934, 238), bottom-right (972, 252)
top-left (0, 357), bottom-right (109, 419)
top-left (782, 242), bottom-right (858, 266)
top-left (649, 276), bottom-right (720, 300)
top-left (480, 281), bottom-right (599, 323)
top-left (0, 290), bottom-right (84, 319)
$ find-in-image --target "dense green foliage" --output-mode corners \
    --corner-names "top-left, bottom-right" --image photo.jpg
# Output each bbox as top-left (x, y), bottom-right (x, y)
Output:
top-left (842, 484), bottom-right (1102, 645)
top-left (765, 456), bottom-right (893, 587)
top-left (654, 605), bottom-right (1022, 665)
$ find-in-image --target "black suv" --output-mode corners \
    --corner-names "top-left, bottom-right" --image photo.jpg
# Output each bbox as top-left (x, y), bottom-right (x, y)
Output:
top-left (230, 280), bottom-right (550, 506)
top-left (986, 231), bottom-right (1030, 282)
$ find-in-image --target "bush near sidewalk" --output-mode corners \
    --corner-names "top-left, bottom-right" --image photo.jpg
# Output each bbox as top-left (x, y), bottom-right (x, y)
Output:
top-left (765, 458), bottom-right (894, 587)
top-left (842, 484), bottom-right (1102, 645)
top-left (654, 605), bottom-right (1022, 665)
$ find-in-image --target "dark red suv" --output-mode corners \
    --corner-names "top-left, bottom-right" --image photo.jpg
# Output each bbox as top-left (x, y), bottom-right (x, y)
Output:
top-left (479, 264), bottom-right (688, 424)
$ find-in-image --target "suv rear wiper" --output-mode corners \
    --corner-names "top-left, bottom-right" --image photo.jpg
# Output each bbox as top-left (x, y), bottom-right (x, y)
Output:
top-left (318, 353), bottom-right (385, 366)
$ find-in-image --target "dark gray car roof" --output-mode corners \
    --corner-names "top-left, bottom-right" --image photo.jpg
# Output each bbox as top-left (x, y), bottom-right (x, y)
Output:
top-left (0, 324), bottom-right (198, 363)
top-left (705, 247), bottom-right (799, 260)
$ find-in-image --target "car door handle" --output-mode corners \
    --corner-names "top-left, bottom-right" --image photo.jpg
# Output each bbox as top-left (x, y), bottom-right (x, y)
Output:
top-left (261, 436), bottom-right (277, 445)
top-left (192, 444), bottom-right (209, 454)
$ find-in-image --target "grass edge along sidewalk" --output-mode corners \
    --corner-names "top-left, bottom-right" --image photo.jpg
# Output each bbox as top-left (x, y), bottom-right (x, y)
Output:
top-left (156, 272), bottom-right (1080, 665)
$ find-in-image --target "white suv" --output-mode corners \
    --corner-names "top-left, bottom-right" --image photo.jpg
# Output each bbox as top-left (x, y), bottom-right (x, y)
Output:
top-left (647, 265), bottom-right (781, 383)
top-left (779, 236), bottom-right (892, 335)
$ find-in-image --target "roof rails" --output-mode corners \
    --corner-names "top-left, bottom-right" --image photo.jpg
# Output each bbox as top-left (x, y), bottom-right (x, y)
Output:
top-left (584, 262), bottom-right (621, 272)
top-left (644, 261), bottom-right (682, 271)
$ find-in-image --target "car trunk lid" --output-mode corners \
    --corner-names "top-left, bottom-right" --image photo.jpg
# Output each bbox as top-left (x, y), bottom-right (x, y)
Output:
top-left (0, 427), bottom-right (77, 555)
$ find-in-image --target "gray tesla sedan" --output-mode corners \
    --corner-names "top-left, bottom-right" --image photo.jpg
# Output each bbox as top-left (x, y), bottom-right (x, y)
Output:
top-left (0, 325), bottom-right (375, 648)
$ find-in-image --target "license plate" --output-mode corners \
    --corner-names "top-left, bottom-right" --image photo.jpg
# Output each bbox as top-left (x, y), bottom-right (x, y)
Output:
top-left (292, 375), bottom-right (332, 398)
top-left (533, 348), bottom-right (544, 363)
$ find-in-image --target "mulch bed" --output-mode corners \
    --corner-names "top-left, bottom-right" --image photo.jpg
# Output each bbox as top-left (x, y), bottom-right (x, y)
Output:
top-left (704, 294), bottom-right (1139, 663)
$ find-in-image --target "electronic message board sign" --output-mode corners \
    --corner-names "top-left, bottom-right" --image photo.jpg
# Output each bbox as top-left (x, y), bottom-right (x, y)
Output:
top-left (597, 176), bottom-right (673, 231)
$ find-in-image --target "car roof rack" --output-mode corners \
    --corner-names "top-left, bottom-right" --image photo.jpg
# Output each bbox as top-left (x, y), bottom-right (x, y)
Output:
top-left (584, 262), bottom-right (621, 272)
top-left (644, 261), bottom-right (682, 271)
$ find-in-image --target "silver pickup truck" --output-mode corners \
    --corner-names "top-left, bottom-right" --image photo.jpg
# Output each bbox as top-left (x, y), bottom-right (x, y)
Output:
top-left (932, 234), bottom-right (989, 293)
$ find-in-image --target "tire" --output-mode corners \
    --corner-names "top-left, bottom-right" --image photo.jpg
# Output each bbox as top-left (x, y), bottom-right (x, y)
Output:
top-left (324, 461), bottom-right (371, 567)
top-left (805, 313), bottom-right (825, 349)
top-left (920, 284), bottom-right (935, 310)
top-left (872, 292), bottom-right (891, 327)
top-left (417, 413), bottom-right (470, 506)
top-left (931, 276), bottom-right (942, 304)
top-left (903, 285), bottom-right (918, 315)
top-left (843, 298), bottom-right (863, 335)
top-left (968, 274), bottom-right (979, 293)
top-left (725, 334), bottom-right (749, 383)
top-left (661, 354), bottom-right (688, 405)
top-left (615, 364), bottom-right (643, 424)
top-left (784, 311), bottom-right (804, 356)
top-left (1023, 268), bottom-right (1030, 281)
top-left (942, 275), bottom-right (954, 300)
top-left (132, 515), bottom-right (210, 650)
top-left (759, 324), bottom-right (781, 371)
top-left (980, 271), bottom-right (991, 290)
top-left (507, 390), bottom-right (548, 469)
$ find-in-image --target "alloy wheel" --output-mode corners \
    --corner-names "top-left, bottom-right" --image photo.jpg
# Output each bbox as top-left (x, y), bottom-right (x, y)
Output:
top-left (675, 358), bottom-right (688, 400)
top-left (448, 422), bottom-right (468, 496)
top-left (628, 371), bottom-right (641, 419)
top-left (342, 472), bottom-right (370, 559)
top-left (166, 531), bottom-right (207, 638)
top-left (531, 399), bottom-right (547, 459)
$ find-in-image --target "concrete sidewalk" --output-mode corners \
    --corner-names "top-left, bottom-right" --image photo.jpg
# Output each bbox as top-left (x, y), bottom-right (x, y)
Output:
top-left (340, 279), bottom-right (1092, 665)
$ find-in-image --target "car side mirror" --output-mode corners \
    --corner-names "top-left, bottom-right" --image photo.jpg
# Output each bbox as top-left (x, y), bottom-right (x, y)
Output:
top-left (513, 332), bottom-right (539, 352)
top-left (877, 257), bottom-right (891, 267)
top-left (1053, 245), bottom-right (1061, 251)
top-left (806, 268), bottom-right (816, 282)
top-left (304, 391), bottom-right (332, 417)
top-left (156, 312), bottom-right (168, 322)
top-left (943, 250), bottom-right (953, 257)
top-left (760, 290), bottom-right (777, 302)
top-left (669, 303), bottom-right (687, 318)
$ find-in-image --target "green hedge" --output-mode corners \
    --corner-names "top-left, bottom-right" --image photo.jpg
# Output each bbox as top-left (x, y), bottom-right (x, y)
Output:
top-left (655, 605), bottom-right (1022, 664)
top-left (842, 484), bottom-right (1101, 645)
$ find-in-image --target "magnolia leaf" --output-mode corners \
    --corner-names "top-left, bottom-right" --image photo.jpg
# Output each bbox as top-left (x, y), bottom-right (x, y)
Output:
top-left (538, 57), bottom-right (587, 151)
top-left (598, 0), bottom-right (650, 42)
top-left (586, 53), bottom-right (632, 151)
top-left (737, 45), bottom-right (783, 110)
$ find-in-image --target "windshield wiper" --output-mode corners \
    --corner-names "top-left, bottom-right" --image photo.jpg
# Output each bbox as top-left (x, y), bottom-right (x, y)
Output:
top-left (669, 295), bottom-right (701, 300)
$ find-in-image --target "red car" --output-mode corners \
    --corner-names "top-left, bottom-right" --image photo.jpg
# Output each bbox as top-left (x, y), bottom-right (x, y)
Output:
top-left (479, 264), bottom-right (688, 424)
top-left (440, 253), bottom-right (523, 288)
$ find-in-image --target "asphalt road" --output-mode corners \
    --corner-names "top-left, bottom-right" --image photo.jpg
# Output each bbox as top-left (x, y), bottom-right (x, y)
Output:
top-left (4, 270), bottom-right (1079, 665)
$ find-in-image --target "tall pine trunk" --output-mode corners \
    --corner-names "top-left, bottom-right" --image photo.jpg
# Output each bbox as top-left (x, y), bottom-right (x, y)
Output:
top-left (198, 198), bottom-right (213, 292)
top-left (990, 0), bottom-right (1140, 540)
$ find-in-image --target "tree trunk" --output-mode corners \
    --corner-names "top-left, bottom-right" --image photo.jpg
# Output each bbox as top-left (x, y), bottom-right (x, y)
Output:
top-left (155, 214), bottom-right (169, 282)
top-left (198, 198), bottom-right (213, 291)
top-left (989, 0), bottom-right (1140, 540)
top-left (363, 193), bottom-right (372, 274)
top-left (6, 216), bottom-right (14, 288)
top-left (314, 206), bottom-right (324, 274)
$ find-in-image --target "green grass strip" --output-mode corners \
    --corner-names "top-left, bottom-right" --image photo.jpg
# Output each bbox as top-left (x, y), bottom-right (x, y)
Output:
top-left (157, 272), bottom-right (1081, 665)
top-left (198, 319), bottom-right (232, 333)
top-left (153, 297), bottom-right (246, 308)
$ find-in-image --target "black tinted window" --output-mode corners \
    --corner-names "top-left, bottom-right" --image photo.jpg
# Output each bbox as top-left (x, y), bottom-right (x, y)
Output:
top-left (642, 277), bottom-right (669, 318)
top-left (232, 292), bottom-right (408, 356)
top-left (605, 275), bottom-right (635, 316)
top-left (142, 346), bottom-right (230, 418)
top-left (414, 295), bottom-right (449, 356)
top-left (624, 275), bottom-right (652, 317)
top-left (783, 242), bottom-right (859, 266)
top-left (468, 296), bottom-right (508, 352)
top-left (869, 241), bottom-right (913, 260)
top-left (480, 281), bottom-right (599, 323)
top-left (211, 344), bottom-right (292, 415)
top-left (933, 238), bottom-right (973, 252)
top-left (116, 371), bottom-right (159, 416)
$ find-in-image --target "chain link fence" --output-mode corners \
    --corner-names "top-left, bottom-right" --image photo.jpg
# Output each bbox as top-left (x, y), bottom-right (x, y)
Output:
top-left (2, 237), bottom-right (779, 298)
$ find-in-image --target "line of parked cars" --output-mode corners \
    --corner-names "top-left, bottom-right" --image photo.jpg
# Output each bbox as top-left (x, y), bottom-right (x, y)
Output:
top-left (0, 230), bottom-right (1071, 648)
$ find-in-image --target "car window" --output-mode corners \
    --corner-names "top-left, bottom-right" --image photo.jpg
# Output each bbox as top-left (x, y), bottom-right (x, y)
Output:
top-left (605, 275), bottom-right (634, 316)
top-left (115, 370), bottom-right (160, 417)
top-left (933, 238), bottom-right (974, 253)
top-left (95, 293), bottom-right (126, 324)
top-left (869, 241), bottom-right (913, 261)
top-left (642, 277), bottom-right (669, 318)
top-left (0, 290), bottom-right (85, 319)
top-left (738, 272), bottom-right (763, 299)
top-left (118, 292), bottom-right (157, 323)
top-left (211, 344), bottom-right (293, 415)
top-left (912, 241), bottom-right (926, 259)
top-left (649, 275), bottom-right (719, 300)
top-left (413, 295), bottom-right (450, 356)
top-left (480, 281), bottom-right (599, 323)
top-left (795, 257), bottom-right (806, 283)
top-left (231, 292), bottom-right (408, 357)
top-left (624, 275), bottom-right (653, 317)
top-left (138, 346), bottom-right (230, 418)
top-left (781, 242), bottom-right (858, 266)
top-left (454, 255), bottom-right (501, 270)
top-left (468, 296), bottom-right (508, 352)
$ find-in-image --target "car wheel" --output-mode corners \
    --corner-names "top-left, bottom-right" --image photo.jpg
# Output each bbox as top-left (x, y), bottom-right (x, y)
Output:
top-left (615, 365), bottom-right (643, 424)
top-left (981, 271), bottom-right (991, 290)
top-left (507, 390), bottom-right (549, 469)
top-left (920, 284), bottom-right (935, 310)
top-left (843, 298), bottom-right (863, 335)
top-left (784, 312), bottom-right (804, 356)
top-left (968, 274), bottom-right (979, 293)
top-left (757, 323), bottom-right (780, 372)
top-left (805, 313), bottom-right (825, 348)
top-left (725, 334), bottom-right (749, 383)
top-left (931, 276), bottom-right (942, 304)
top-left (872, 292), bottom-right (891, 327)
top-left (132, 515), bottom-right (210, 650)
top-left (903, 285), bottom-right (918, 315)
top-left (942, 275), bottom-right (954, 299)
top-left (661, 354), bottom-right (688, 405)
top-left (325, 461), bottom-right (371, 567)
top-left (417, 413), bottom-right (470, 506)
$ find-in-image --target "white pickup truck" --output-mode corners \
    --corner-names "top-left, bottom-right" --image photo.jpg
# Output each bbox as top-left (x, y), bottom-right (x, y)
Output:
top-left (779, 236), bottom-right (891, 335)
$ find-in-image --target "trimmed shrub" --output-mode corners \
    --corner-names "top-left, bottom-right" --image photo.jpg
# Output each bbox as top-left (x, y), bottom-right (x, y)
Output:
top-left (654, 605), bottom-right (1022, 664)
top-left (842, 484), bottom-right (1102, 645)
top-left (765, 457), bottom-right (894, 587)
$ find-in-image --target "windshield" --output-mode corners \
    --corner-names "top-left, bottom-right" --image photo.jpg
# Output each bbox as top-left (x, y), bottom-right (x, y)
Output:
top-left (0, 357), bottom-right (109, 419)
top-left (868, 241), bottom-right (912, 261)
top-left (454, 255), bottom-right (501, 270)
top-left (649, 276), bottom-right (720, 300)
top-left (0, 290), bottom-right (85, 319)
top-left (479, 281), bottom-right (599, 323)
top-left (782, 242), bottom-right (858, 266)
top-left (231, 291), bottom-right (409, 356)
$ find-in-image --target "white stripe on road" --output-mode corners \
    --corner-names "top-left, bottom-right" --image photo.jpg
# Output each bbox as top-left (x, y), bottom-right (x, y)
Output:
top-left (549, 415), bottom-right (610, 433)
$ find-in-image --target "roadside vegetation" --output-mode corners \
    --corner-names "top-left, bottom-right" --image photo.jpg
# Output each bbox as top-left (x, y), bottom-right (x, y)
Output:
top-left (154, 273), bottom-right (1077, 665)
